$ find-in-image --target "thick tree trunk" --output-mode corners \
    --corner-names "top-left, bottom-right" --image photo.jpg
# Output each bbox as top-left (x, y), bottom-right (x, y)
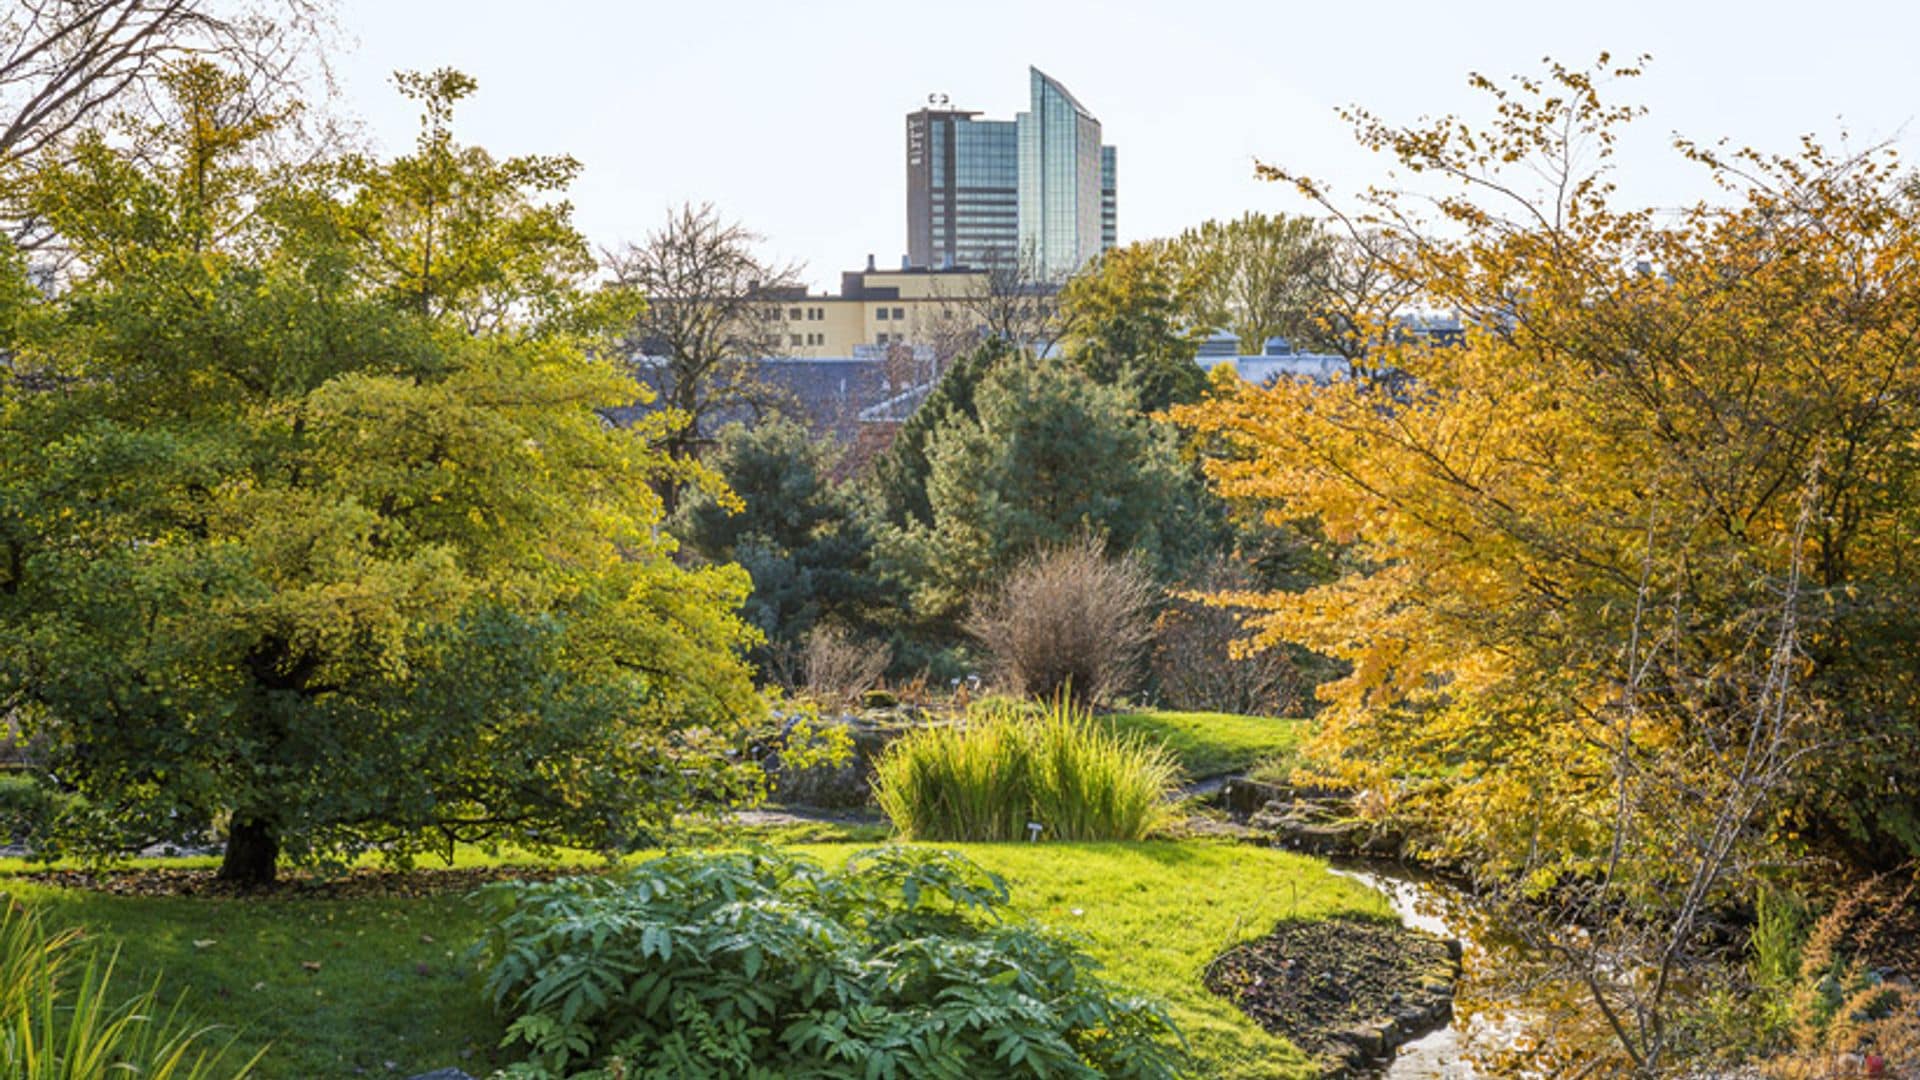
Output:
top-left (218, 817), bottom-right (279, 886)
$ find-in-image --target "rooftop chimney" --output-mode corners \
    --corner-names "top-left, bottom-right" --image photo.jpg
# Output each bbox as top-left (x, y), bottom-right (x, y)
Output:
top-left (866, 253), bottom-right (876, 272)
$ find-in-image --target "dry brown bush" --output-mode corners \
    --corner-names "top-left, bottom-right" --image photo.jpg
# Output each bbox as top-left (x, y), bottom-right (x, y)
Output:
top-left (800, 625), bottom-right (891, 708)
top-left (1150, 557), bottom-right (1319, 716)
top-left (1764, 870), bottom-right (1920, 1080)
top-left (966, 536), bottom-right (1155, 707)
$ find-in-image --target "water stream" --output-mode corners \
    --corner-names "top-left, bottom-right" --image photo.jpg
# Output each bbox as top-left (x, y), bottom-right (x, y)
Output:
top-left (1330, 859), bottom-right (1534, 1078)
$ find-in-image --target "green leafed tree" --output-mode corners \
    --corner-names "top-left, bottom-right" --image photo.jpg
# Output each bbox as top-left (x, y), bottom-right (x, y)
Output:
top-left (882, 355), bottom-right (1205, 626)
top-left (1056, 242), bottom-right (1208, 414)
top-left (0, 64), bottom-right (762, 886)
top-left (1167, 212), bottom-right (1332, 354)
top-left (866, 336), bottom-right (1016, 530)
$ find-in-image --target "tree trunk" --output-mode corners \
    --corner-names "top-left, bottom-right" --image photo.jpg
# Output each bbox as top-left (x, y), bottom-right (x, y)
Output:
top-left (218, 817), bottom-right (279, 886)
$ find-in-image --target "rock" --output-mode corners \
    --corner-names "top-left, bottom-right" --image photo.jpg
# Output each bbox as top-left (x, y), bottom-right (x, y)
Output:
top-left (767, 712), bottom-right (954, 809)
top-left (1341, 1022), bottom-right (1388, 1058)
top-left (1220, 777), bottom-right (1290, 815)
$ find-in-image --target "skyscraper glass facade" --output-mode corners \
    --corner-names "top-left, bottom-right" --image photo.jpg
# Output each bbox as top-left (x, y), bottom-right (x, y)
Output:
top-left (1017, 68), bottom-right (1107, 281)
top-left (907, 109), bottom-right (1018, 270)
top-left (906, 69), bottom-right (1115, 277)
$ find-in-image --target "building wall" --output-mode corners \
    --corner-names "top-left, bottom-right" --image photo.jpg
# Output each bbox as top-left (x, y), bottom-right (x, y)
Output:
top-left (1017, 68), bottom-right (1109, 281)
top-left (906, 109), bottom-right (1018, 271)
top-left (766, 269), bottom-right (994, 358)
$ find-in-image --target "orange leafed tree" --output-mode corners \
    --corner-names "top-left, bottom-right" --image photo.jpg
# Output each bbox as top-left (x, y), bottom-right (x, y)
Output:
top-left (1174, 55), bottom-right (1920, 879)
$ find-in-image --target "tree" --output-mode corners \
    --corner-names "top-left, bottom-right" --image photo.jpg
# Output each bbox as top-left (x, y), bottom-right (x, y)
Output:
top-left (929, 241), bottom-right (1066, 357)
top-left (0, 66), bottom-right (763, 886)
top-left (675, 418), bottom-right (892, 677)
top-left (885, 355), bottom-right (1203, 624)
top-left (1056, 242), bottom-right (1207, 414)
top-left (1168, 212), bottom-right (1331, 354)
top-left (0, 0), bottom-right (332, 245)
top-left (1175, 53), bottom-right (1920, 1066)
top-left (606, 203), bottom-right (801, 500)
top-left (866, 336), bottom-right (1016, 531)
top-left (336, 69), bottom-right (595, 330)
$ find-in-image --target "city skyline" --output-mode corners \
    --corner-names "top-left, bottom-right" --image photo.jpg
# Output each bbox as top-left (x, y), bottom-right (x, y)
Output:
top-left (335, 0), bottom-right (1920, 291)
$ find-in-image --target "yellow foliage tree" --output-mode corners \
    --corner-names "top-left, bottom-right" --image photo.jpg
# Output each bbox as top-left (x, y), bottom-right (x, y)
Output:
top-left (1174, 55), bottom-right (1920, 878)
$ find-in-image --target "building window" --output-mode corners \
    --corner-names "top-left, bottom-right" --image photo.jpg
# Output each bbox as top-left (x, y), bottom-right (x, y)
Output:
top-left (876, 307), bottom-right (890, 321)
top-left (891, 307), bottom-right (906, 320)
top-left (807, 307), bottom-right (824, 321)
top-left (790, 334), bottom-right (803, 346)
top-left (789, 307), bottom-right (802, 320)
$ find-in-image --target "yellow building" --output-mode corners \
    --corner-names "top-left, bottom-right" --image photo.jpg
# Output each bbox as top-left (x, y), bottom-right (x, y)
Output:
top-left (769, 264), bottom-right (994, 358)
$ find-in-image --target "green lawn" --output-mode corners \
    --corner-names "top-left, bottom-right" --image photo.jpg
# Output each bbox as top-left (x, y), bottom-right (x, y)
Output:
top-left (5, 839), bottom-right (1385, 1079)
top-left (1101, 709), bottom-right (1311, 779)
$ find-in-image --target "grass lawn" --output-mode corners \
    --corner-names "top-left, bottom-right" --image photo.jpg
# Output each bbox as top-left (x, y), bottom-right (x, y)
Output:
top-left (1101, 709), bottom-right (1311, 779)
top-left (813, 841), bottom-right (1390, 1080)
top-left (4, 839), bottom-right (1385, 1079)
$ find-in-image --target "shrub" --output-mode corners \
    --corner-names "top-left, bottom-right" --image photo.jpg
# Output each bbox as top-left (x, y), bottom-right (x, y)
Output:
top-left (875, 698), bottom-right (1181, 842)
top-left (474, 847), bottom-right (1185, 1079)
top-left (800, 624), bottom-right (892, 708)
top-left (1150, 557), bottom-right (1324, 716)
top-left (0, 898), bottom-right (261, 1078)
top-left (967, 536), bottom-right (1156, 706)
top-left (0, 773), bottom-right (78, 849)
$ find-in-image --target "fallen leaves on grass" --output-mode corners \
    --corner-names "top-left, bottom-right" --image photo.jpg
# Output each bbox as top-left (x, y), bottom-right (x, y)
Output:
top-left (11, 864), bottom-right (580, 899)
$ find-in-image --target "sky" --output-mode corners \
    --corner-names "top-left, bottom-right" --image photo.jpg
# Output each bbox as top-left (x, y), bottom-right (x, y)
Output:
top-left (332, 0), bottom-right (1916, 292)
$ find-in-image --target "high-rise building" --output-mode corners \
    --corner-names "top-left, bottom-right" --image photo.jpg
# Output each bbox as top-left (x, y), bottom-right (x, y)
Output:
top-left (905, 68), bottom-right (1115, 279)
top-left (905, 107), bottom-right (1017, 272)
top-left (1017, 67), bottom-right (1109, 281)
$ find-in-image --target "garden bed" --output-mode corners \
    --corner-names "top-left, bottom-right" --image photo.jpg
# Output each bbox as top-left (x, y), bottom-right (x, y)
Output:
top-left (1205, 915), bottom-right (1460, 1074)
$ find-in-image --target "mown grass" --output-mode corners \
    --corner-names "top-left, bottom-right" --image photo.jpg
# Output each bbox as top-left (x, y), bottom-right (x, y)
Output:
top-left (1101, 709), bottom-right (1311, 779)
top-left (809, 842), bottom-right (1392, 1080)
top-left (3, 839), bottom-right (1385, 1079)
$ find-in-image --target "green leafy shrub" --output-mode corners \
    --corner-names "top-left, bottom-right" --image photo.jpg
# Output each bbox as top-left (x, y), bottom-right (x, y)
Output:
top-left (0, 897), bottom-right (261, 1078)
top-left (0, 773), bottom-right (78, 849)
top-left (875, 699), bottom-right (1180, 842)
top-left (474, 847), bottom-right (1185, 1079)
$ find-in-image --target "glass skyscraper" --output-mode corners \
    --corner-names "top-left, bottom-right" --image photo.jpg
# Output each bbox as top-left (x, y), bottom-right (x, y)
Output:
top-left (906, 68), bottom-right (1115, 279)
top-left (905, 108), bottom-right (1018, 271)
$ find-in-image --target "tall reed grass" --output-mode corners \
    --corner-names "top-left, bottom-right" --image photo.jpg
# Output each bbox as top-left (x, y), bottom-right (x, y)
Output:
top-left (874, 698), bottom-right (1181, 842)
top-left (0, 898), bottom-right (262, 1078)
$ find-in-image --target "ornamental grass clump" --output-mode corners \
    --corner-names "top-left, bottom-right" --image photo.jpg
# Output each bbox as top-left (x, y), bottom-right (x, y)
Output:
top-left (0, 898), bottom-right (261, 1079)
top-left (875, 697), bottom-right (1180, 842)
top-left (475, 847), bottom-right (1185, 1079)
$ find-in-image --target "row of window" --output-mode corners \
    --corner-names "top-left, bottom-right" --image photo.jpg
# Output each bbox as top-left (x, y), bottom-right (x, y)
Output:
top-left (874, 307), bottom-right (907, 321)
top-left (788, 333), bottom-right (826, 347)
top-left (783, 306), bottom-right (827, 321)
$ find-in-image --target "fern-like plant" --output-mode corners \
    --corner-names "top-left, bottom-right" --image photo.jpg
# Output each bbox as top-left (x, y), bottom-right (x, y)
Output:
top-left (474, 847), bottom-right (1185, 1079)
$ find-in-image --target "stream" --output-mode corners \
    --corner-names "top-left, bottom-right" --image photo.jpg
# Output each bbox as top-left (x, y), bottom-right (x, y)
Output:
top-left (1330, 859), bottom-right (1534, 1078)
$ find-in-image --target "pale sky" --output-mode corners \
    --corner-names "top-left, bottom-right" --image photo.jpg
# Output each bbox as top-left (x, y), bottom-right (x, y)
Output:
top-left (333, 0), bottom-right (1915, 292)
